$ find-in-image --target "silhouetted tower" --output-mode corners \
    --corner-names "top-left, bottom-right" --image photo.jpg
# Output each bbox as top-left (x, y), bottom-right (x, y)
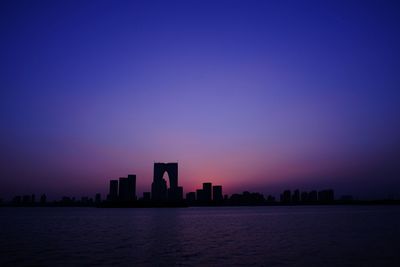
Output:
top-left (119, 177), bottom-right (130, 201)
top-left (212, 185), bottom-right (223, 202)
top-left (109, 180), bottom-right (118, 201)
top-left (127, 174), bottom-right (137, 201)
top-left (203, 182), bottom-right (212, 202)
top-left (196, 189), bottom-right (204, 202)
top-left (152, 162), bottom-right (182, 201)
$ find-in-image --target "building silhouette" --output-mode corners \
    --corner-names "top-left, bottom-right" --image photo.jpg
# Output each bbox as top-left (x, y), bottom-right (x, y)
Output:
top-left (119, 177), bottom-right (129, 201)
top-left (203, 182), bottom-right (212, 202)
top-left (212, 185), bottom-right (223, 202)
top-left (119, 174), bottom-right (136, 201)
top-left (108, 180), bottom-right (118, 201)
top-left (196, 189), bottom-right (204, 202)
top-left (151, 162), bottom-right (183, 202)
top-left (127, 174), bottom-right (136, 201)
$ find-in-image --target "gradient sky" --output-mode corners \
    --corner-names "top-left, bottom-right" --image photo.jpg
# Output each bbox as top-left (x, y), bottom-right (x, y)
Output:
top-left (1, 0), bottom-right (400, 200)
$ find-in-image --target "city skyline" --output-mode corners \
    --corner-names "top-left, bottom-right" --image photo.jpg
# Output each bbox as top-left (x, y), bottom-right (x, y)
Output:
top-left (3, 161), bottom-right (342, 206)
top-left (1, 1), bottom-right (400, 200)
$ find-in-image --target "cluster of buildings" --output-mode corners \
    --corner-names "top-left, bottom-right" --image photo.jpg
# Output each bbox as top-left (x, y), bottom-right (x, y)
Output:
top-left (2, 162), bottom-right (341, 207)
top-left (104, 162), bottom-right (335, 206)
top-left (106, 163), bottom-right (224, 204)
top-left (186, 183), bottom-right (224, 203)
top-left (107, 175), bottom-right (137, 202)
top-left (280, 189), bottom-right (334, 203)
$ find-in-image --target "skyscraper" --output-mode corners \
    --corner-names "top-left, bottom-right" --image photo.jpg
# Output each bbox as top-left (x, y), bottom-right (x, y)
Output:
top-left (152, 162), bottom-right (181, 201)
top-left (213, 185), bottom-right (223, 202)
top-left (127, 174), bottom-right (137, 201)
top-left (203, 182), bottom-right (212, 202)
top-left (119, 177), bottom-right (129, 201)
top-left (109, 180), bottom-right (118, 201)
top-left (196, 189), bottom-right (204, 202)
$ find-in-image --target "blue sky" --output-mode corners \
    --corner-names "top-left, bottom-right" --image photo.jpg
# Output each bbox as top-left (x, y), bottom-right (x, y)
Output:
top-left (1, 0), bottom-right (400, 199)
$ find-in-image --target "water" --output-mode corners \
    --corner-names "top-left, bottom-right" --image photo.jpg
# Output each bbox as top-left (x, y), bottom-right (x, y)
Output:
top-left (1, 206), bottom-right (399, 266)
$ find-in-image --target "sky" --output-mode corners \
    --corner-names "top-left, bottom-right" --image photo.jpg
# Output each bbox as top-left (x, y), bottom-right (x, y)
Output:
top-left (1, 0), bottom-right (400, 200)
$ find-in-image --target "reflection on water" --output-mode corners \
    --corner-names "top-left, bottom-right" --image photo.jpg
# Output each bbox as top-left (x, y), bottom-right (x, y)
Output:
top-left (1, 206), bottom-right (400, 266)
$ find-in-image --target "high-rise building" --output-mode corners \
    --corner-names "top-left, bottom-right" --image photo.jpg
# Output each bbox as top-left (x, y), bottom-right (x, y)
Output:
top-left (152, 163), bottom-right (180, 201)
top-left (127, 174), bottom-right (137, 201)
top-left (196, 189), bottom-right (204, 202)
top-left (203, 182), bottom-right (212, 202)
top-left (212, 185), bottom-right (223, 202)
top-left (109, 180), bottom-right (118, 201)
top-left (119, 177), bottom-right (129, 201)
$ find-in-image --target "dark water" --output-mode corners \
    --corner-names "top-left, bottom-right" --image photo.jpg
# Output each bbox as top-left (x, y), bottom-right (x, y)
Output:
top-left (1, 206), bottom-right (400, 266)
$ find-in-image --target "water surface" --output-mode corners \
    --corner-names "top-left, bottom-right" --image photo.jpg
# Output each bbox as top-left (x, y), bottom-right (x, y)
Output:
top-left (1, 206), bottom-right (399, 266)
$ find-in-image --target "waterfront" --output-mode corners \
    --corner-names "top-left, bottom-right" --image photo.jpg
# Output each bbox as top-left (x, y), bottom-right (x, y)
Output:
top-left (1, 206), bottom-right (399, 266)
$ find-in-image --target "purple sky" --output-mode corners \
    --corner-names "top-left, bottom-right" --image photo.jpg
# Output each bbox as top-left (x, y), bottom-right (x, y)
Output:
top-left (1, 0), bottom-right (400, 200)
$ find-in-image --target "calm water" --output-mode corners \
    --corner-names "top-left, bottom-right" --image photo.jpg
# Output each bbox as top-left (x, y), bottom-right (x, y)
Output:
top-left (1, 206), bottom-right (399, 266)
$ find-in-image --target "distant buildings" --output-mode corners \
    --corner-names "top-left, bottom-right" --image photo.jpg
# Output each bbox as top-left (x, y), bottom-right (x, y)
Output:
top-left (318, 189), bottom-right (334, 203)
top-left (95, 193), bottom-right (101, 204)
top-left (280, 190), bottom-right (291, 203)
top-left (106, 175), bottom-right (137, 203)
top-left (196, 189), bottom-right (204, 202)
top-left (213, 185), bottom-right (223, 202)
top-left (279, 189), bottom-right (335, 204)
top-left (2, 161), bottom-right (344, 207)
top-left (108, 180), bottom-right (118, 201)
top-left (203, 183), bottom-right (212, 202)
top-left (119, 175), bottom-right (136, 201)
